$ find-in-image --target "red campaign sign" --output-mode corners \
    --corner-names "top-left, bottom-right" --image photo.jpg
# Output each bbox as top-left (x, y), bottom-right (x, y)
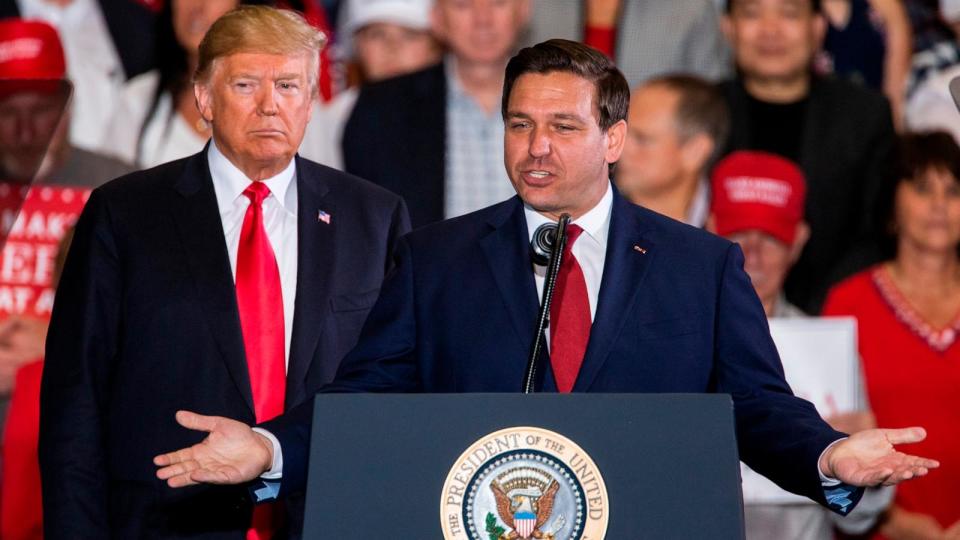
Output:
top-left (0, 184), bottom-right (90, 320)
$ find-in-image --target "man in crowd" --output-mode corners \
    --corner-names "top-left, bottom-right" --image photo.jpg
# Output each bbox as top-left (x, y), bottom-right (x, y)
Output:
top-left (299, 0), bottom-right (442, 169)
top-left (708, 150), bottom-right (894, 539)
top-left (0, 19), bottom-right (132, 435)
top-left (615, 74), bottom-right (728, 227)
top-left (720, 0), bottom-right (896, 312)
top-left (39, 6), bottom-right (409, 539)
top-left (522, 0), bottom-right (731, 87)
top-left (0, 0), bottom-right (159, 151)
top-left (343, 0), bottom-right (529, 227)
top-left (154, 40), bottom-right (937, 523)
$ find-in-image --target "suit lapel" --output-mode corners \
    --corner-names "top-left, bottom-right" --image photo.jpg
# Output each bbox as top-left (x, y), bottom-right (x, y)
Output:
top-left (479, 198), bottom-right (541, 357)
top-left (285, 157), bottom-right (336, 408)
top-left (573, 190), bottom-right (657, 392)
top-left (169, 150), bottom-right (254, 416)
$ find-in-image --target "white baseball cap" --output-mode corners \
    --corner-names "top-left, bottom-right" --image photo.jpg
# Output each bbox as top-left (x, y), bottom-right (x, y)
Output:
top-left (344, 0), bottom-right (433, 36)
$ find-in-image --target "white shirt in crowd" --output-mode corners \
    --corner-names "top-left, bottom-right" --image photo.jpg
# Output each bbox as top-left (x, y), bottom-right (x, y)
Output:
top-left (19, 0), bottom-right (125, 152)
top-left (102, 71), bottom-right (209, 168)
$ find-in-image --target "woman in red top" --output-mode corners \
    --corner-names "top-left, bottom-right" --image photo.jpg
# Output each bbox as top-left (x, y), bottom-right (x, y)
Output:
top-left (823, 131), bottom-right (960, 539)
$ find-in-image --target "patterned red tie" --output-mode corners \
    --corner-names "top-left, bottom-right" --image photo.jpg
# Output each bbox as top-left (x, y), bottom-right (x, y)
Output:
top-left (550, 224), bottom-right (591, 392)
top-left (235, 182), bottom-right (285, 540)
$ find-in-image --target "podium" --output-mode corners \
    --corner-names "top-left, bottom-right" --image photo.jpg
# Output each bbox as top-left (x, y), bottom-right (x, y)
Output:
top-left (303, 393), bottom-right (745, 539)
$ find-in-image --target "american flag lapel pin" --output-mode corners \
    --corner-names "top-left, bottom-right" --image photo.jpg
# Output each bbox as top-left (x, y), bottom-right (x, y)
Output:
top-left (317, 210), bottom-right (332, 225)
top-left (633, 245), bottom-right (647, 254)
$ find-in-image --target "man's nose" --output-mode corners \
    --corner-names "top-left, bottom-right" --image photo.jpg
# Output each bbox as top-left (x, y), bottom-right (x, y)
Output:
top-left (257, 85), bottom-right (279, 116)
top-left (528, 128), bottom-right (551, 158)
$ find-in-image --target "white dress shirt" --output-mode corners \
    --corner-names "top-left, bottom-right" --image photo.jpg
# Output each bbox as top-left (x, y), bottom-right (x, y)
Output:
top-left (526, 182), bottom-right (612, 328)
top-left (207, 141), bottom-right (298, 366)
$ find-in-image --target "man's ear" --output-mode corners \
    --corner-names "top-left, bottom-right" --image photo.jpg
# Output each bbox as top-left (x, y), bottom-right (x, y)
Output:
top-left (680, 133), bottom-right (714, 175)
top-left (720, 14), bottom-right (735, 47)
top-left (430, 3), bottom-right (447, 42)
top-left (604, 119), bottom-right (627, 165)
top-left (195, 82), bottom-right (214, 124)
top-left (790, 221), bottom-right (810, 263)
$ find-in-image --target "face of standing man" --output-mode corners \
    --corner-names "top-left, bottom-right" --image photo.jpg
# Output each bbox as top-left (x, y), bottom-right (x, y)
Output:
top-left (504, 70), bottom-right (625, 220)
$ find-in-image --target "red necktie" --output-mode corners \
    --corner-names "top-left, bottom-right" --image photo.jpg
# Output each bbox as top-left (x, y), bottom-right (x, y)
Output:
top-left (235, 182), bottom-right (285, 540)
top-left (550, 224), bottom-right (591, 392)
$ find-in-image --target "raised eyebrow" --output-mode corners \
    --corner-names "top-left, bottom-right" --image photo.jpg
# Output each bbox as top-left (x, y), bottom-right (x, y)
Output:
top-left (506, 112), bottom-right (533, 120)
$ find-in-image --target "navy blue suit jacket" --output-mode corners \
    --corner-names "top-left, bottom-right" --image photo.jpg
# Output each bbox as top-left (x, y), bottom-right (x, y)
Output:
top-left (39, 150), bottom-right (410, 539)
top-left (265, 188), bottom-right (853, 511)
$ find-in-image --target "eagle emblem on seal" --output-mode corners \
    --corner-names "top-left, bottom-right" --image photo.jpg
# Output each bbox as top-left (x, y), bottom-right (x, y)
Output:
top-left (488, 467), bottom-right (563, 540)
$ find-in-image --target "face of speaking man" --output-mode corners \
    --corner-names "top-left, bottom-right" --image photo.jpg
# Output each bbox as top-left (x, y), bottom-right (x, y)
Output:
top-left (504, 70), bottom-right (626, 220)
top-left (194, 50), bottom-right (314, 180)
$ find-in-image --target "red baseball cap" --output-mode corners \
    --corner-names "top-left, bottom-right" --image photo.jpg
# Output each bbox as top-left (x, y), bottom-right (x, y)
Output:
top-left (0, 18), bottom-right (67, 97)
top-left (710, 150), bottom-right (806, 245)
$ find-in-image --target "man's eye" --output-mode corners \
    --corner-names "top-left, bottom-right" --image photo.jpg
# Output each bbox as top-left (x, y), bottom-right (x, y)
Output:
top-left (510, 122), bottom-right (531, 130)
top-left (556, 125), bottom-right (574, 132)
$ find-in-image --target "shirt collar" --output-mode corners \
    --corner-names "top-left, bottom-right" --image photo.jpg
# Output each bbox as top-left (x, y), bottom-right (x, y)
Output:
top-left (207, 139), bottom-right (298, 215)
top-left (685, 178), bottom-right (710, 228)
top-left (444, 54), bottom-right (498, 118)
top-left (523, 181), bottom-right (613, 245)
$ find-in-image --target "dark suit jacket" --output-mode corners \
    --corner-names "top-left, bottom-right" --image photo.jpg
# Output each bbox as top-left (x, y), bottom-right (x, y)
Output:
top-left (265, 188), bottom-right (853, 512)
top-left (38, 150), bottom-right (410, 539)
top-left (720, 77), bottom-right (896, 313)
top-left (342, 62), bottom-right (446, 229)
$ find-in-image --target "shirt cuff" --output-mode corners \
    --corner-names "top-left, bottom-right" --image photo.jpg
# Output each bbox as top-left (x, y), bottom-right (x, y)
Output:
top-left (252, 427), bottom-right (283, 479)
top-left (818, 437), bottom-right (845, 486)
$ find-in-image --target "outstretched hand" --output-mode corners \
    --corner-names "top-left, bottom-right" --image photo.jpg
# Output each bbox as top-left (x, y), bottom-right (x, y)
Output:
top-left (154, 411), bottom-right (274, 488)
top-left (819, 427), bottom-right (939, 487)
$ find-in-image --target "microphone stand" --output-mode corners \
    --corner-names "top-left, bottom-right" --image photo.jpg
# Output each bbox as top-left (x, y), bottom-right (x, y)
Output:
top-left (522, 213), bottom-right (571, 393)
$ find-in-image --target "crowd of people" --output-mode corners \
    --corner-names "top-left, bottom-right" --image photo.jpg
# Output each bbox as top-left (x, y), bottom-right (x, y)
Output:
top-left (1, 0), bottom-right (959, 539)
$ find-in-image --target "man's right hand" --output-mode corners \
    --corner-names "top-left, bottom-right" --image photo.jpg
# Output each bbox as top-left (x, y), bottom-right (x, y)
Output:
top-left (154, 410), bottom-right (273, 488)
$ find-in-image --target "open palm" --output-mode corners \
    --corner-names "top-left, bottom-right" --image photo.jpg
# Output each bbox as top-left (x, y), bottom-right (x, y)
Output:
top-left (823, 427), bottom-right (939, 487)
top-left (154, 411), bottom-right (273, 488)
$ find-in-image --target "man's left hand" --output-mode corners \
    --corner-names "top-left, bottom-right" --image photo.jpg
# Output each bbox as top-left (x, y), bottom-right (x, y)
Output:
top-left (819, 427), bottom-right (939, 486)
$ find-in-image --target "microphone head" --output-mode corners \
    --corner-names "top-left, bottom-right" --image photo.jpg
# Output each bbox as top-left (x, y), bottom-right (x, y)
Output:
top-left (531, 223), bottom-right (557, 266)
top-left (950, 76), bottom-right (960, 113)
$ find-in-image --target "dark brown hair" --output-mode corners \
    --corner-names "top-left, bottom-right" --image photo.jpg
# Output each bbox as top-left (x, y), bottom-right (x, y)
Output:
top-left (501, 39), bottom-right (629, 132)
top-left (875, 131), bottom-right (960, 257)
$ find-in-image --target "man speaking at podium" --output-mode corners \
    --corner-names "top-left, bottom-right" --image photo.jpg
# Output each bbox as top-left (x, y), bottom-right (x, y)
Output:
top-left (155, 40), bottom-right (938, 516)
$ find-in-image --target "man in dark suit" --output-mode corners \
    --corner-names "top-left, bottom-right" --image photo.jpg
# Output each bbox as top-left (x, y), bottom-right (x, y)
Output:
top-left (154, 39), bottom-right (936, 518)
top-left (343, 0), bottom-right (530, 228)
top-left (39, 6), bottom-right (409, 539)
top-left (719, 0), bottom-right (897, 313)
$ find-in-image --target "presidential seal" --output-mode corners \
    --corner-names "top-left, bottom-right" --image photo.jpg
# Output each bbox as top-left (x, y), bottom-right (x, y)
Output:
top-left (440, 427), bottom-right (608, 540)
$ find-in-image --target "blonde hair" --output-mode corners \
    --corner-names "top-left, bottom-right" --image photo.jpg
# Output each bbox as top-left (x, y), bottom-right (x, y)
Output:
top-left (195, 5), bottom-right (325, 94)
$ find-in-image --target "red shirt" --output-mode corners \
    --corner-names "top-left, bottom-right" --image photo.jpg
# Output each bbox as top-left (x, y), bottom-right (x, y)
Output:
top-left (1, 360), bottom-right (43, 540)
top-left (823, 266), bottom-right (960, 531)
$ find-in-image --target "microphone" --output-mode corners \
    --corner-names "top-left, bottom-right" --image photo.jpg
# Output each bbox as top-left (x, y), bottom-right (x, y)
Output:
top-left (522, 213), bottom-right (571, 393)
top-left (531, 222), bottom-right (558, 266)
top-left (950, 76), bottom-right (960, 113)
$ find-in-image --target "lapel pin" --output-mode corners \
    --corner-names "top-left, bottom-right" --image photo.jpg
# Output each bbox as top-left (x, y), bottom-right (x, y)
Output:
top-left (317, 210), bottom-right (332, 225)
top-left (633, 245), bottom-right (647, 254)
